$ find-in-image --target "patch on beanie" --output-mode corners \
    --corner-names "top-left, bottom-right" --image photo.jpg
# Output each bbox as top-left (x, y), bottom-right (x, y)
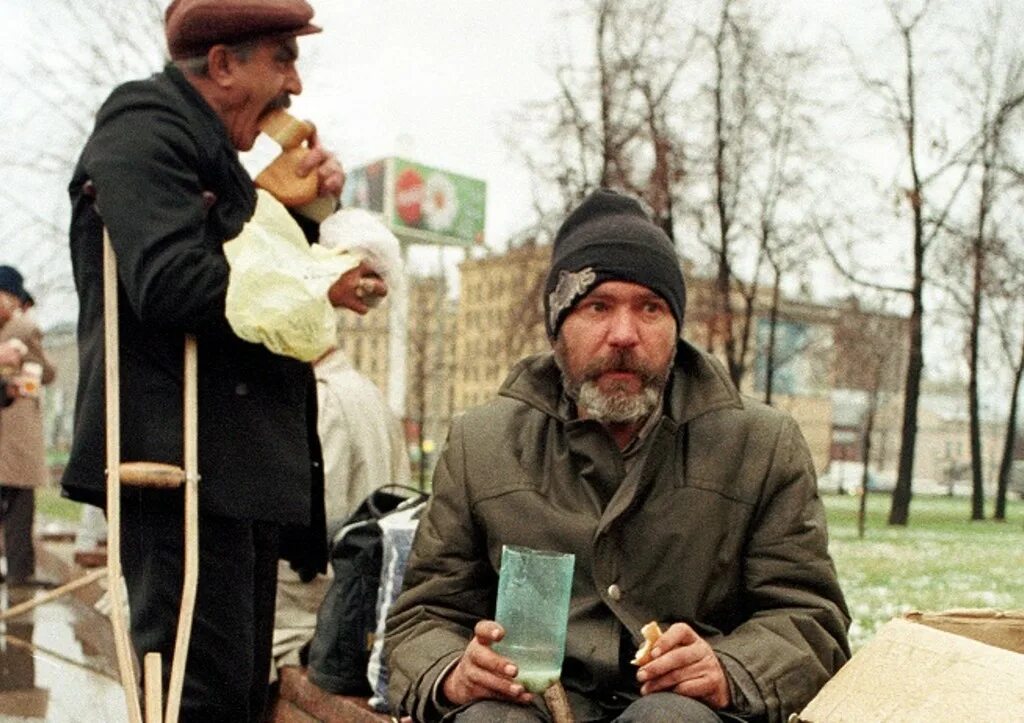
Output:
top-left (548, 267), bottom-right (597, 331)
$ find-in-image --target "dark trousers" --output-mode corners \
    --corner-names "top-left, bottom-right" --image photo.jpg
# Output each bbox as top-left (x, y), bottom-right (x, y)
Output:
top-left (119, 495), bottom-right (280, 722)
top-left (452, 694), bottom-right (738, 722)
top-left (0, 486), bottom-right (36, 582)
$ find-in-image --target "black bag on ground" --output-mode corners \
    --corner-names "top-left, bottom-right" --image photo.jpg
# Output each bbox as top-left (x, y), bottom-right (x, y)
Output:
top-left (306, 486), bottom-right (425, 696)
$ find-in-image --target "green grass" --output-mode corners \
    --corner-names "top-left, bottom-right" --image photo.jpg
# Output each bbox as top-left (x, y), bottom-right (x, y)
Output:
top-left (823, 491), bottom-right (1024, 650)
top-left (33, 479), bottom-right (1024, 654)
top-left (35, 483), bottom-right (84, 524)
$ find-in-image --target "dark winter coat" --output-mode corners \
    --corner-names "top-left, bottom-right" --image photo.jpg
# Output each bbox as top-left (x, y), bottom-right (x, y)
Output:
top-left (63, 64), bottom-right (325, 573)
top-left (385, 341), bottom-right (849, 722)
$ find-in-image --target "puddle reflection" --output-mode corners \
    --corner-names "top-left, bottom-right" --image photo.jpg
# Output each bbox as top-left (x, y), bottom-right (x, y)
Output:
top-left (1, 585), bottom-right (128, 722)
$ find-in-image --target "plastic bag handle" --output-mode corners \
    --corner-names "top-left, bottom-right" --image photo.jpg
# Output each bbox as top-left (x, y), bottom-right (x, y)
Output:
top-left (368, 483), bottom-right (428, 518)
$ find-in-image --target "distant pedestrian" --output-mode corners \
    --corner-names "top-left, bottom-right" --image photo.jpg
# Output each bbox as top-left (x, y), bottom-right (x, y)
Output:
top-left (0, 266), bottom-right (57, 588)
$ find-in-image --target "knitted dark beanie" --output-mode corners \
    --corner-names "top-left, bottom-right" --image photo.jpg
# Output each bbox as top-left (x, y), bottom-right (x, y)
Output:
top-left (543, 189), bottom-right (685, 338)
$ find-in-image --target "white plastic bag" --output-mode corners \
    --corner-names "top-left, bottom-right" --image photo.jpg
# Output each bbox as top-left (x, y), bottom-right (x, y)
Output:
top-left (319, 207), bottom-right (403, 290)
top-left (224, 190), bottom-right (359, 361)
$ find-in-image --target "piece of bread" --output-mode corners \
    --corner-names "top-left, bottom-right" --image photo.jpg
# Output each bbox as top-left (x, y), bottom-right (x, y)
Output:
top-left (259, 110), bottom-right (313, 150)
top-left (255, 111), bottom-right (319, 206)
top-left (254, 147), bottom-right (319, 207)
top-left (631, 621), bottom-right (663, 666)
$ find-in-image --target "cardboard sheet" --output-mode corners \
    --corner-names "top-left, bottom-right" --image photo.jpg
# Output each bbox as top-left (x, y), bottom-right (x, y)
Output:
top-left (796, 617), bottom-right (1024, 722)
top-left (904, 608), bottom-right (1024, 654)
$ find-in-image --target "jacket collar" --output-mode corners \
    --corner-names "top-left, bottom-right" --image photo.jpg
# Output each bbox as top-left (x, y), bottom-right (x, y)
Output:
top-left (498, 339), bottom-right (744, 427)
top-left (163, 63), bottom-right (232, 143)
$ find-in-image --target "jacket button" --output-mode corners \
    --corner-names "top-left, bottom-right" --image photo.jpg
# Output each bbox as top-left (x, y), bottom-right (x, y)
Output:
top-left (235, 382), bottom-right (249, 396)
top-left (607, 584), bottom-right (622, 602)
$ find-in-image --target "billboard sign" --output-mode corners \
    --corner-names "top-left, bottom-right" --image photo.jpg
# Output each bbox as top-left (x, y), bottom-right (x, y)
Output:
top-left (341, 157), bottom-right (486, 247)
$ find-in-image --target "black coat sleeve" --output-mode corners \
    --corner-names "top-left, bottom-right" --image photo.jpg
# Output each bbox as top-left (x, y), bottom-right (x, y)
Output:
top-left (82, 103), bottom-right (232, 335)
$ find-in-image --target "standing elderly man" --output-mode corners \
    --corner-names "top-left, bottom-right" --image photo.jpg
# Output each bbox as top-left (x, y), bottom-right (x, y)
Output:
top-left (0, 266), bottom-right (57, 589)
top-left (63, 1), bottom-right (384, 720)
top-left (385, 189), bottom-right (850, 723)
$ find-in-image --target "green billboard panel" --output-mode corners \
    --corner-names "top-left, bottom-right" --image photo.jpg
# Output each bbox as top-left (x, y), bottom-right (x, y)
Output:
top-left (341, 157), bottom-right (486, 247)
top-left (391, 158), bottom-right (486, 246)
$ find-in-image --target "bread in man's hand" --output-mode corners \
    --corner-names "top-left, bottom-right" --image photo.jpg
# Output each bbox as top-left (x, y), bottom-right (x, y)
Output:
top-left (631, 621), bottom-right (662, 666)
top-left (259, 110), bottom-right (314, 150)
top-left (254, 110), bottom-right (319, 206)
top-left (254, 148), bottom-right (319, 207)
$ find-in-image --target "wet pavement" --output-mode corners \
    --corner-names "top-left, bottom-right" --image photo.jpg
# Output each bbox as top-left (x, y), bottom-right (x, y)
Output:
top-left (0, 539), bottom-right (129, 723)
top-left (0, 533), bottom-right (386, 723)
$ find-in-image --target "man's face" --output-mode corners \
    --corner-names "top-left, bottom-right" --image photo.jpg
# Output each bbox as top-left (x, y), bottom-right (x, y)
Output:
top-left (221, 37), bottom-right (303, 151)
top-left (553, 280), bottom-right (677, 424)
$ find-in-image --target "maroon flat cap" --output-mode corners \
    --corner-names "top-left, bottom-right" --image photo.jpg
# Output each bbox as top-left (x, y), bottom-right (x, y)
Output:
top-left (165, 0), bottom-right (321, 60)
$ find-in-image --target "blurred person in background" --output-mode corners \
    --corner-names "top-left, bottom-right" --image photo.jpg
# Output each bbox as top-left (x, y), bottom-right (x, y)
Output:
top-left (272, 343), bottom-right (411, 675)
top-left (273, 211), bottom-right (410, 678)
top-left (0, 265), bottom-right (57, 588)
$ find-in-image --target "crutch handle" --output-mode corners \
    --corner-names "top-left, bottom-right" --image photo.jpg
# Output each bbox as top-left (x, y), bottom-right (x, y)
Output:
top-left (118, 462), bottom-right (187, 488)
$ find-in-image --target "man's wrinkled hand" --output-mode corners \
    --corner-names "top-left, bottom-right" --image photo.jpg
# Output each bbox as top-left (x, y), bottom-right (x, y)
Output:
top-left (298, 124), bottom-right (345, 199)
top-left (441, 620), bottom-right (533, 707)
top-left (635, 622), bottom-right (731, 709)
top-left (327, 261), bottom-right (387, 314)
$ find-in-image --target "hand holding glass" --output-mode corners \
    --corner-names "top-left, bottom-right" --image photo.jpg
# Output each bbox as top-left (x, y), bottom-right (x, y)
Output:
top-left (493, 545), bottom-right (575, 694)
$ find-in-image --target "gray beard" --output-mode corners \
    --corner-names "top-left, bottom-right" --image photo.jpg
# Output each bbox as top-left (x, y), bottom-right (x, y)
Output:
top-left (574, 379), bottom-right (661, 423)
top-left (553, 341), bottom-right (673, 425)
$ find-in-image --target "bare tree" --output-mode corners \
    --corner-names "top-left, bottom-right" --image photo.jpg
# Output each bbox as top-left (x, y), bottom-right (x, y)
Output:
top-left (506, 0), bottom-right (694, 231)
top-left (990, 254), bottom-right (1024, 521)
top-left (831, 299), bottom-right (905, 536)
top-left (857, 319), bottom-right (901, 538)
top-left (695, 0), bottom-right (764, 386)
top-left (0, 0), bottom-right (165, 307)
top-left (686, 0), bottom-right (824, 395)
top-left (962, 19), bottom-right (1024, 521)
top-left (747, 48), bottom-right (820, 404)
top-left (405, 275), bottom-right (452, 490)
top-left (932, 4), bottom-right (1024, 521)
top-left (830, 0), bottom-right (976, 525)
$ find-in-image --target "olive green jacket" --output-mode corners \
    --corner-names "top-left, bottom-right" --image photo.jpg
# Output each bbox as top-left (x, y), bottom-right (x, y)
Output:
top-left (385, 342), bottom-right (849, 722)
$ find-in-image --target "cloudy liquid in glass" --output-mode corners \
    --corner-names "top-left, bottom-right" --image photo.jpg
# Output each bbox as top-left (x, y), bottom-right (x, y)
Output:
top-left (501, 642), bottom-right (562, 693)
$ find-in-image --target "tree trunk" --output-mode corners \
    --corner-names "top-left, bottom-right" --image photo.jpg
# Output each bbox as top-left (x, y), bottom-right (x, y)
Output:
top-left (889, 266), bottom-right (923, 526)
top-left (994, 327), bottom-right (1024, 521)
top-left (764, 268), bottom-right (781, 406)
top-left (967, 197), bottom-right (987, 521)
top-left (859, 364), bottom-right (882, 539)
top-left (712, 2), bottom-right (741, 387)
top-left (889, 26), bottom-right (925, 527)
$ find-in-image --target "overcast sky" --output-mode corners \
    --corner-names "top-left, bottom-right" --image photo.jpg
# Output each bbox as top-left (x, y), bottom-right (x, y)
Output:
top-left (1, 0), bottom-right (1021, 381)
top-left (288, 0), bottom-right (903, 246)
top-left (0, 1), bottom-right (1005, 262)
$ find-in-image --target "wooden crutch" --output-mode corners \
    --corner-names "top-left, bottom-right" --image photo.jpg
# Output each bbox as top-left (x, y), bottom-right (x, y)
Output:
top-left (0, 568), bottom-right (107, 622)
top-left (545, 682), bottom-right (576, 723)
top-left (103, 228), bottom-right (200, 723)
